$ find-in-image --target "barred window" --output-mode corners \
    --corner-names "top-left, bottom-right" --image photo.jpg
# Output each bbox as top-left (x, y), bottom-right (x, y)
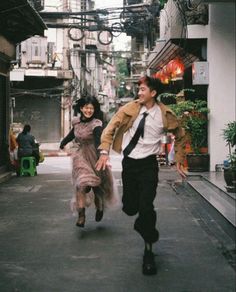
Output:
top-left (81, 0), bottom-right (87, 11)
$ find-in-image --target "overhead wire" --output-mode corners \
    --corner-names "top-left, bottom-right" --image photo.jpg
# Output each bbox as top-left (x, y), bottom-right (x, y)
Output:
top-left (173, 0), bottom-right (188, 53)
top-left (186, 0), bottom-right (203, 10)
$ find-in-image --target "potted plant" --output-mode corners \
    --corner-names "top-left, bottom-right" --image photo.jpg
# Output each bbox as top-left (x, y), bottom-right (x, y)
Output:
top-left (159, 91), bottom-right (210, 171)
top-left (222, 121), bottom-right (236, 193)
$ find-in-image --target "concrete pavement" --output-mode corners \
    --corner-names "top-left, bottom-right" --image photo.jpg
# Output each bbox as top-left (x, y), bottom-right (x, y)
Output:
top-left (0, 156), bottom-right (235, 292)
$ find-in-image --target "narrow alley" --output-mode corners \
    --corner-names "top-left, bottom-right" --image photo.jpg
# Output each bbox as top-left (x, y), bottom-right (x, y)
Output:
top-left (0, 156), bottom-right (235, 292)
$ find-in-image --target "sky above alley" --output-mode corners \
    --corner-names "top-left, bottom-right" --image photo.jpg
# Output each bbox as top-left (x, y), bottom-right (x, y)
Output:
top-left (43, 0), bottom-right (130, 50)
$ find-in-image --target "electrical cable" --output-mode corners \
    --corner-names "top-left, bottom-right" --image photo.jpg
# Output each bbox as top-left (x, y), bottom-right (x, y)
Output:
top-left (173, 0), bottom-right (188, 50)
top-left (186, 0), bottom-right (203, 10)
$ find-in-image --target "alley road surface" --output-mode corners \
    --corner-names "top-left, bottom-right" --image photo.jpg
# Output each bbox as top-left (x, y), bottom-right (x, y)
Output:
top-left (0, 154), bottom-right (235, 292)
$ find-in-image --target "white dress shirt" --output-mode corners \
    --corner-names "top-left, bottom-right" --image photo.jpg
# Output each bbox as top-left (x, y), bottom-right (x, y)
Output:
top-left (122, 104), bottom-right (164, 159)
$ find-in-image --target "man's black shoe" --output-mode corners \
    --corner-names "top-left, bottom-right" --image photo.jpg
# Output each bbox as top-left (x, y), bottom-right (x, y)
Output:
top-left (95, 209), bottom-right (103, 222)
top-left (142, 250), bottom-right (157, 275)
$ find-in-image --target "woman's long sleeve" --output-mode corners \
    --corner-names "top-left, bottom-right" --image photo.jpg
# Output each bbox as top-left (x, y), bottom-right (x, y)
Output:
top-left (60, 128), bottom-right (75, 149)
top-left (93, 126), bottom-right (103, 150)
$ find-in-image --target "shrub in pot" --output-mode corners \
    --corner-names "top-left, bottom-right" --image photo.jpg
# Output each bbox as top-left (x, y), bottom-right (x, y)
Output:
top-left (173, 100), bottom-right (209, 171)
top-left (222, 121), bottom-right (236, 193)
top-left (160, 92), bottom-right (210, 171)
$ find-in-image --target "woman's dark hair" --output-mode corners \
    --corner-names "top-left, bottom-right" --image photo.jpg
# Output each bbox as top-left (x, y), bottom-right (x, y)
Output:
top-left (22, 124), bottom-right (31, 134)
top-left (75, 96), bottom-right (104, 122)
top-left (138, 76), bottom-right (167, 99)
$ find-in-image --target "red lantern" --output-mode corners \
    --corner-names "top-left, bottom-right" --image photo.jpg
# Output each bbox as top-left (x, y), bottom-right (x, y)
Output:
top-left (166, 60), bottom-right (175, 76)
top-left (162, 65), bottom-right (169, 77)
top-left (154, 69), bottom-right (171, 84)
top-left (159, 71), bottom-right (170, 84)
top-left (170, 58), bottom-right (185, 78)
top-left (161, 76), bottom-right (170, 84)
top-left (155, 71), bottom-right (162, 79)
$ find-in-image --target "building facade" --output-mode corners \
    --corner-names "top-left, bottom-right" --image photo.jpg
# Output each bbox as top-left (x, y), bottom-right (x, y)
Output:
top-left (125, 0), bottom-right (235, 171)
top-left (148, 0), bottom-right (235, 171)
top-left (10, 0), bottom-right (116, 151)
top-left (0, 0), bottom-right (46, 170)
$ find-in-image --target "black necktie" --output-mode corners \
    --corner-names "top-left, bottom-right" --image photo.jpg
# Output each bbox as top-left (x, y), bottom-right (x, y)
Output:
top-left (123, 112), bottom-right (148, 157)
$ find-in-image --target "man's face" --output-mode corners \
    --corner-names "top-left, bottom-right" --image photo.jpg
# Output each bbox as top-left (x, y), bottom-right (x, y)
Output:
top-left (137, 82), bottom-right (157, 106)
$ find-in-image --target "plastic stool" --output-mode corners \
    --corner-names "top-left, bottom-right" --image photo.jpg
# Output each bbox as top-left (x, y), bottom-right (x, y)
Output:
top-left (20, 156), bottom-right (37, 176)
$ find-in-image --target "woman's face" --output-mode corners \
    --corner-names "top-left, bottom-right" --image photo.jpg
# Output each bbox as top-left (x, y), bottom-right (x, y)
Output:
top-left (80, 103), bottom-right (95, 119)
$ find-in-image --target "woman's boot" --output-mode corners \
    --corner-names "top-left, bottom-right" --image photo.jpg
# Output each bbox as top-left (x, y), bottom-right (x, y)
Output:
top-left (94, 195), bottom-right (104, 222)
top-left (76, 208), bottom-right (85, 227)
top-left (95, 209), bottom-right (103, 222)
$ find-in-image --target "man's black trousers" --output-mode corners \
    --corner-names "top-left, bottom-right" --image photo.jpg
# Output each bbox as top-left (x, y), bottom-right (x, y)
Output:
top-left (121, 155), bottom-right (159, 243)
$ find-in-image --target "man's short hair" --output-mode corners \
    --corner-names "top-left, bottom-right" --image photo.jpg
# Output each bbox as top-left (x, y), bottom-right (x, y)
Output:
top-left (138, 76), bottom-right (166, 98)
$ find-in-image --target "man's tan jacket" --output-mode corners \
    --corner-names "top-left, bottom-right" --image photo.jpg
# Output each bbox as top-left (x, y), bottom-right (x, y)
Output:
top-left (98, 100), bottom-right (186, 164)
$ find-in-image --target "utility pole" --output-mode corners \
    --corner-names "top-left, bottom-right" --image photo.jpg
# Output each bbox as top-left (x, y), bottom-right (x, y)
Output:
top-left (62, 0), bottom-right (69, 71)
top-left (61, 0), bottom-right (71, 137)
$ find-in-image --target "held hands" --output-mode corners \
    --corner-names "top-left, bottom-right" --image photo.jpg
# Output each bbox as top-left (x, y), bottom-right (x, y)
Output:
top-left (95, 154), bottom-right (109, 171)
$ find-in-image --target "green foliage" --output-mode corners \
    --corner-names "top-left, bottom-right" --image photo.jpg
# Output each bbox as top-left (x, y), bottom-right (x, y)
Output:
top-left (169, 99), bottom-right (209, 154)
top-left (158, 89), bottom-right (209, 153)
top-left (169, 100), bottom-right (195, 116)
top-left (222, 121), bottom-right (236, 168)
top-left (222, 121), bottom-right (236, 148)
top-left (184, 114), bottom-right (208, 154)
top-left (115, 57), bottom-right (129, 78)
top-left (115, 56), bottom-right (130, 98)
top-left (159, 0), bottom-right (168, 8)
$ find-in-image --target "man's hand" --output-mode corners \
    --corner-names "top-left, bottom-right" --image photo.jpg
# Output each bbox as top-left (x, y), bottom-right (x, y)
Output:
top-left (176, 162), bottom-right (187, 179)
top-left (95, 154), bottom-right (109, 171)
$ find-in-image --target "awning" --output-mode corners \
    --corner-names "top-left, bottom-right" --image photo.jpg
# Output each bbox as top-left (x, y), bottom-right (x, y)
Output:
top-left (0, 0), bottom-right (47, 44)
top-left (148, 38), bottom-right (205, 72)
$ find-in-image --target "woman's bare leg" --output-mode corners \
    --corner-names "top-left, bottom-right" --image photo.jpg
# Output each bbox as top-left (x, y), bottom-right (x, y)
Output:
top-left (76, 189), bottom-right (86, 209)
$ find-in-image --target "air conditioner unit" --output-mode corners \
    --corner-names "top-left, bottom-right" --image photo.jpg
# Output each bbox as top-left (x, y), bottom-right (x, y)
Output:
top-left (22, 36), bottom-right (47, 66)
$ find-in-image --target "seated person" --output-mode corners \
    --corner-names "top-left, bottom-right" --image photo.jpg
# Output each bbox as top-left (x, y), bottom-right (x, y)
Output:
top-left (16, 124), bottom-right (40, 165)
